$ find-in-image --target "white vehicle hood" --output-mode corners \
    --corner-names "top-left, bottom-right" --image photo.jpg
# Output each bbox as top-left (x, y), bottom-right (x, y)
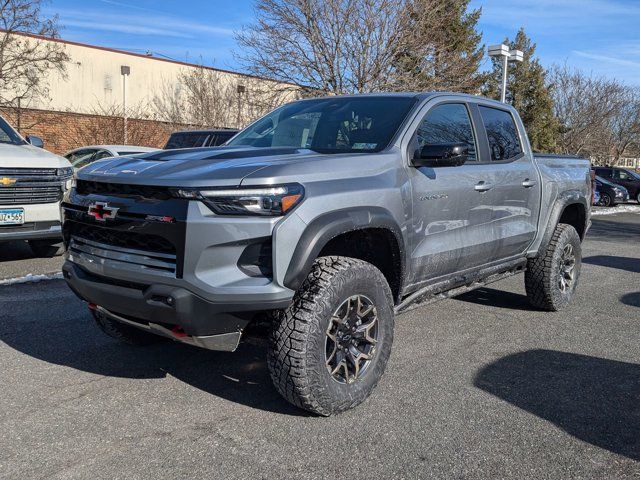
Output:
top-left (0, 143), bottom-right (70, 169)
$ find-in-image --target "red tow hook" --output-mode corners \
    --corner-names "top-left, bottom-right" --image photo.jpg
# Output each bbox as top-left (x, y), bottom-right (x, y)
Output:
top-left (171, 326), bottom-right (188, 338)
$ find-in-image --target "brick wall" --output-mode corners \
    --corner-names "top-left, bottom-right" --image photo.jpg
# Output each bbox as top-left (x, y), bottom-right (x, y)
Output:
top-left (1, 107), bottom-right (185, 155)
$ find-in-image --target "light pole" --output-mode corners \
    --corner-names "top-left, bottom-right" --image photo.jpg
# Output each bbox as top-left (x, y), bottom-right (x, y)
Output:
top-left (236, 84), bottom-right (246, 128)
top-left (488, 44), bottom-right (523, 103)
top-left (120, 65), bottom-right (131, 144)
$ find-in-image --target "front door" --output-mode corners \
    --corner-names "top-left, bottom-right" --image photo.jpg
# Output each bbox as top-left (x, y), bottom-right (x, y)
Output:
top-left (407, 102), bottom-right (496, 285)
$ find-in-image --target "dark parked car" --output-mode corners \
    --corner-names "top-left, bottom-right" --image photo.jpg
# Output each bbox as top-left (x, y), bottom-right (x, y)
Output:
top-left (594, 175), bottom-right (629, 207)
top-left (593, 166), bottom-right (640, 203)
top-left (164, 129), bottom-right (238, 149)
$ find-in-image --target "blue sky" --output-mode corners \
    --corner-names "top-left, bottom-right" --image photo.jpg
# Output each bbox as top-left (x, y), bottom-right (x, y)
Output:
top-left (46, 0), bottom-right (640, 85)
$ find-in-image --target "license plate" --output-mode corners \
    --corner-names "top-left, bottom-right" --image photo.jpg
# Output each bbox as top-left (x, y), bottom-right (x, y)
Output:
top-left (0, 208), bottom-right (25, 225)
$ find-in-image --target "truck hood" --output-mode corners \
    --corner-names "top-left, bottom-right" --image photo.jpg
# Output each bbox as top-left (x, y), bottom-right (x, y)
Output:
top-left (77, 146), bottom-right (330, 186)
top-left (0, 143), bottom-right (70, 168)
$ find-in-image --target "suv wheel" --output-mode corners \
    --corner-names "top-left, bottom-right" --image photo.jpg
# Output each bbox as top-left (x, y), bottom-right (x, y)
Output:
top-left (28, 239), bottom-right (64, 258)
top-left (268, 256), bottom-right (394, 416)
top-left (92, 309), bottom-right (161, 346)
top-left (525, 223), bottom-right (582, 311)
top-left (636, 192), bottom-right (640, 204)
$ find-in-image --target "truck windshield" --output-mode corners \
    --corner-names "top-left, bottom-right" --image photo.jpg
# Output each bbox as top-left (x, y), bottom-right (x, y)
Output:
top-left (227, 96), bottom-right (416, 154)
top-left (0, 116), bottom-right (26, 146)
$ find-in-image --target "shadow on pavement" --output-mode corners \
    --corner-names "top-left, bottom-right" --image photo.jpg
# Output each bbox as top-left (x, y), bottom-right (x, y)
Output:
top-left (582, 255), bottom-right (640, 274)
top-left (0, 289), bottom-right (306, 416)
top-left (454, 287), bottom-right (535, 311)
top-left (474, 349), bottom-right (640, 461)
top-left (620, 292), bottom-right (640, 308)
top-left (0, 241), bottom-right (35, 262)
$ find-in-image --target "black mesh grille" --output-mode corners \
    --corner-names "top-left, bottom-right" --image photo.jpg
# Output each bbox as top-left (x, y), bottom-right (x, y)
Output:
top-left (76, 180), bottom-right (171, 200)
top-left (66, 222), bottom-right (175, 255)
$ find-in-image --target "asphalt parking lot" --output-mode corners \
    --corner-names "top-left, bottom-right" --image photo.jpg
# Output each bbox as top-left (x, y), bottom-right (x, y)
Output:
top-left (0, 212), bottom-right (638, 479)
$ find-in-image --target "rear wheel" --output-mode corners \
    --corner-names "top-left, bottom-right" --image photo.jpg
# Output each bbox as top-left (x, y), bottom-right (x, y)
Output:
top-left (599, 193), bottom-right (612, 207)
top-left (636, 192), bottom-right (640, 204)
top-left (28, 239), bottom-right (64, 258)
top-left (268, 256), bottom-right (394, 416)
top-left (525, 224), bottom-right (582, 311)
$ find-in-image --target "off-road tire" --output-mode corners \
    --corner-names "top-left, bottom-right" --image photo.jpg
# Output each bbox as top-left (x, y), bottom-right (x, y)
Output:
top-left (525, 223), bottom-right (582, 311)
top-left (28, 239), bottom-right (64, 258)
top-left (92, 310), bottom-right (160, 346)
top-left (268, 256), bottom-right (395, 416)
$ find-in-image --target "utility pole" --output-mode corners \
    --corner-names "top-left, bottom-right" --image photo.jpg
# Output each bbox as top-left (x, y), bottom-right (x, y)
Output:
top-left (488, 45), bottom-right (524, 103)
top-left (121, 65), bottom-right (131, 144)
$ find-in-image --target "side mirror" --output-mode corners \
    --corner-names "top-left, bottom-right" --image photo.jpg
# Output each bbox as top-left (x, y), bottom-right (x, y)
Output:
top-left (412, 143), bottom-right (468, 168)
top-left (26, 135), bottom-right (44, 148)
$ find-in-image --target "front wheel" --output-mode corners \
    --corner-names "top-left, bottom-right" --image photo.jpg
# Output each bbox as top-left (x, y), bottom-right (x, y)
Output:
top-left (28, 239), bottom-right (64, 258)
top-left (268, 256), bottom-right (394, 416)
top-left (525, 224), bottom-right (582, 311)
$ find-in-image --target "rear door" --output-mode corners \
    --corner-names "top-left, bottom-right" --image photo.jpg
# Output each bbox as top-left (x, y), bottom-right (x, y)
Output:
top-left (473, 104), bottom-right (542, 261)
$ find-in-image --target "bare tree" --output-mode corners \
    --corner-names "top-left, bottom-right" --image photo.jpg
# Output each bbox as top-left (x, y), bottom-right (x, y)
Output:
top-left (235, 0), bottom-right (483, 95)
top-left (549, 65), bottom-right (628, 159)
top-left (152, 66), bottom-right (294, 129)
top-left (63, 102), bottom-right (172, 149)
top-left (0, 0), bottom-right (69, 115)
top-left (601, 88), bottom-right (640, 165)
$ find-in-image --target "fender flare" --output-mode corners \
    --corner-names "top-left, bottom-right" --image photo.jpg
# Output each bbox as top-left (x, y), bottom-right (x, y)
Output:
top-left (283, 207), bottom-right (407, 293)
top-left (535, 192), bottom-right (589, 256)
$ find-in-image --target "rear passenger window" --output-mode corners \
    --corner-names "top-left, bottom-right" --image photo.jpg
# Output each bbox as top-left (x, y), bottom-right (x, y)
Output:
top-left (479, 106), bottom-right (523, 161)
top-left (416, 103), bottom-right (477, 162)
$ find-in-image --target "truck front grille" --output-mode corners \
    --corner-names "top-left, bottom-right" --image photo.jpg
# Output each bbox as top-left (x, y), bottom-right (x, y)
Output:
top-left (76, 180), bottom-right (172, 200)
top-left (0, 168), bottom-right (67, 205)
top-left (0, 185), bottom-right (62, 205)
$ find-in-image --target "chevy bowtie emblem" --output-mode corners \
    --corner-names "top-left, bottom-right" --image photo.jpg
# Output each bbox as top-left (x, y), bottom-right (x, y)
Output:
top-left (88, 202), bottom-right (119, 221)
top-left (0, 177), bottom-right (17, 186)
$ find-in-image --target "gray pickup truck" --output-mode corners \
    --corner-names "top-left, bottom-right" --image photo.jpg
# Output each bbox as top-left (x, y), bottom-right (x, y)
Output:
top-left (61, 93), bottom-right (591, 415)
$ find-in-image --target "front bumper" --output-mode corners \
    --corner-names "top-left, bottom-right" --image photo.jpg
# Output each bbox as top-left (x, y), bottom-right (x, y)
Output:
top-left (0, 202), bottom-right (63, 241)
top-left (63, 260), bottom-right (291, 348)
top-left (0, 221), bottom-right (61, 241)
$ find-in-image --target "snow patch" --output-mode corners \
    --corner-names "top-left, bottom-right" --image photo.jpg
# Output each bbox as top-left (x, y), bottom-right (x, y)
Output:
top-left (0, 272), bottom-right (64, 286)
top-left (591, 204), bottom-right (640, 216)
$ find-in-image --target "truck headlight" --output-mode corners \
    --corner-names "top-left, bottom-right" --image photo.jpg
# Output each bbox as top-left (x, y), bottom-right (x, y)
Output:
top-left (171, 184), bottom-right (304, 216)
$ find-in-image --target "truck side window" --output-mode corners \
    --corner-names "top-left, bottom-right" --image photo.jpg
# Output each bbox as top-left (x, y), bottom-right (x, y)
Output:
top-left (478, 106), bottom-right (523, 161)
top-left (416, 103), bottom-right (477, 162)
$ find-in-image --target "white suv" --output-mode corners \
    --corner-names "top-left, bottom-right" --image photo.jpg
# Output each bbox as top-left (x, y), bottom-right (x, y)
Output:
top-left (0, 115), bottom-right (73, 257)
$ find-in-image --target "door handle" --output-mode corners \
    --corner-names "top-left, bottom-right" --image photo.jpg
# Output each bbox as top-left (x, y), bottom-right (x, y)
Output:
top-left (522, 179), bottom-right (537, 188)
top-left (474, 181), bottom-right (493, 192)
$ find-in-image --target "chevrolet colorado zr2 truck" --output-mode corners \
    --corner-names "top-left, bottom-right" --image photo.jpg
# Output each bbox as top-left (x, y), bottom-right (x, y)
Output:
top-left (0, 115), bottom-right (73, 257)
top-left (61, 93), bottom-right (591, 415)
